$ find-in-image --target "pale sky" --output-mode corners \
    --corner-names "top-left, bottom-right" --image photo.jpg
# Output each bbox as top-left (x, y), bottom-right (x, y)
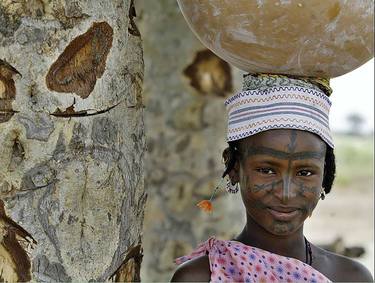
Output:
top-left (330, 59), bottom-right (374, 134)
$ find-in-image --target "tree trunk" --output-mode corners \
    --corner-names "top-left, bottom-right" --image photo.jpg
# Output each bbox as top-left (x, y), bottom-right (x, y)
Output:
top-left (0, 0), bottom-right (145, 281)
top-left (137, 0), bottom-right (244, 281)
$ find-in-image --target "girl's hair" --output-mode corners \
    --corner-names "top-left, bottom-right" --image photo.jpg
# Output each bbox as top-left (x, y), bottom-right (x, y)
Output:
top-left (322, 145), bottom-right (335, 194)
top-left (222, 141), bottom-right (336, 194)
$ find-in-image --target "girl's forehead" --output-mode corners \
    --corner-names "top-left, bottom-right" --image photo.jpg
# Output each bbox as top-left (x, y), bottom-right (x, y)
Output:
top-left (239, 129), bottom-right (326, 153)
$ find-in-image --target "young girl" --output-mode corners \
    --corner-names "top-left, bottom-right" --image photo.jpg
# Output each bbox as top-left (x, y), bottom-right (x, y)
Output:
top-left (171, 74), bottom-right (373, 282)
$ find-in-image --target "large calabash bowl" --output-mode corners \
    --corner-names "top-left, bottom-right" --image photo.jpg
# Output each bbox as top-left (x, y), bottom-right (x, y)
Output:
top-left (177, 0), bottom-right (374, 78)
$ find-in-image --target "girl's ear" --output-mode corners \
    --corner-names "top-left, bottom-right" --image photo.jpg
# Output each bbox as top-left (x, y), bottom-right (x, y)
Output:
top-left (228, 160), bottom-right (240, 184)
top-left (222, 146), bottom-right (240, 184)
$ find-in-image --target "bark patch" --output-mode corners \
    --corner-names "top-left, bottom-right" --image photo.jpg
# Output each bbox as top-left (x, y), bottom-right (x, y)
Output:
top-left (8, 136), bottom-right (25, 171)
top-left (18, 112), bottom-right (54, 141)
top-left (110, 245), bottom-right (142, 282)
top-left (0, 5), bottom-right (21, 37)
top-left (0, 59), bottom-right (20, 123)
top-left (91, 117), bottom-right (118, 146)
top-left (128, 0), bottom-right (140, 37)
top-left (183, 49), bottom-right (233, 97)
top-left (0, 199), bottom-right (36, 282)
top-left (46, 22), bottom-right (114, 99)
top-left (33, 255), bottom-right (72, 282)
top-left (50, 100), bottom-right (120, 118)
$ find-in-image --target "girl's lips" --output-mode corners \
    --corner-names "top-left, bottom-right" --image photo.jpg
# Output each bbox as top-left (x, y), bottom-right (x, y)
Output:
top-left (267, 207), bottom-right (300, 221)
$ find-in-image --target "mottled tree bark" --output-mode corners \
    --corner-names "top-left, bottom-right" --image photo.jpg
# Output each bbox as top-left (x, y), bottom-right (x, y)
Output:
top-left (0, 0), bottom-right (145, 281)
top-left (137, 0), bottom-right (244, 281)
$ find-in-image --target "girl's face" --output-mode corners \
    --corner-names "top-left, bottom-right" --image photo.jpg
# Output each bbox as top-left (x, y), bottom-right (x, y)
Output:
top-left (238, 129), bottom-right (326, 236)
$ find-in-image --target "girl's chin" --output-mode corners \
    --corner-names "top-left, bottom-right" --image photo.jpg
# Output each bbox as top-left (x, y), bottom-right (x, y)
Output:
top-left (265, 220), bottom-right (305, 236)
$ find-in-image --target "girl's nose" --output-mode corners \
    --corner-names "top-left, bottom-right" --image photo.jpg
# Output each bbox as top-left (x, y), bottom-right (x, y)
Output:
top-left (272, 174), bottom-right (297, 203)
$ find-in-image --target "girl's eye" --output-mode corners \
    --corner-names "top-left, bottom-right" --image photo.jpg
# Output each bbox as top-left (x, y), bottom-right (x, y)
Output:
top-left (256, 168), bottom-right (275, 175)
top-left (297, 170), bottom-right (313, 177)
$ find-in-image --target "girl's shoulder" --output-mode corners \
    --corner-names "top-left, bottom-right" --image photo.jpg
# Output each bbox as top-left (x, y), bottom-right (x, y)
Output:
top-left (312, 244), bottom-right (373, 282)
top-left (171, 237), bottom-right (223, 282)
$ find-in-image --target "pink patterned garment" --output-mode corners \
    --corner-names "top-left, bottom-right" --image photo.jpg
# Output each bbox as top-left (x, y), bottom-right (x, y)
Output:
top-left (175, 237), bottom-right (331, 283)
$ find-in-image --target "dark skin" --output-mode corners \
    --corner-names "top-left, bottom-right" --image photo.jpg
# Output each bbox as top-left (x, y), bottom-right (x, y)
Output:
top-left (171, 129), bottom-right (373, 282)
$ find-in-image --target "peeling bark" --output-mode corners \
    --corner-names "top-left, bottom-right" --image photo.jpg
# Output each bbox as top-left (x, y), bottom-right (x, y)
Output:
top-left (0, 59), bottom-right (21, 123)
top-left (128, 0), bottom-right (140, 37)
top-left (50, 99), bottom-right (121, 117)
top-left (0, 199), bottom-right (36, 282)
top-left (46, 21), bottom-right (114, 99)
top-left (110, 244), bottom-right (142, 282)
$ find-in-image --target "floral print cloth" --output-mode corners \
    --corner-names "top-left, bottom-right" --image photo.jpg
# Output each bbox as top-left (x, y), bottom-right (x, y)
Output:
top-left (175, 237), bottom-right (331, 283)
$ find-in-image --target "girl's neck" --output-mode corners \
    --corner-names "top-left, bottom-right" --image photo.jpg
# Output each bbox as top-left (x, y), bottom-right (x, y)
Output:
top-left (234, 214), bottom-right (307, 262)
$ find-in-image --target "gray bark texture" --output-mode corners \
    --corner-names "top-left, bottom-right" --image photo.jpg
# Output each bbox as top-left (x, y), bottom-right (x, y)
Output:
top-left (137, 0), bottom-right (245, 281)
top-left (0, 0), bottom-right (145, 281)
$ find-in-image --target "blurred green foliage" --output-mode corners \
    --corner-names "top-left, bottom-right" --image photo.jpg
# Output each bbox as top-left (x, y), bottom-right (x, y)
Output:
top-left (333, 134), bottom-right (374, 189)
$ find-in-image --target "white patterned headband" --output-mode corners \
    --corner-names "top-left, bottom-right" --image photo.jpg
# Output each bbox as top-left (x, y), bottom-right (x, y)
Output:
top-left (225, 74), bottom-right (334, 148)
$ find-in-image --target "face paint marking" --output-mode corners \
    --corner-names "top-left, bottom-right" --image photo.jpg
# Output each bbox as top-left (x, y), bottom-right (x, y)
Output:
top-left (252, 180), bottom-right (282, 193)
top-left (292, 179), bottom-right (320, 217)
top-left (238, 131), bottom-right (328, 236)
top-left (282, 131), bottom-right (297, 202)
top-left (292, 179), bottom-right (319, 195)
top-left (242, 131), bottom-right (324, 204)
top-left (271, 221), bottom-right (296, 234)
top-left (242, 147), bottom-right (325, 161)
top-left (287, 130), bottom-right (297, 152)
